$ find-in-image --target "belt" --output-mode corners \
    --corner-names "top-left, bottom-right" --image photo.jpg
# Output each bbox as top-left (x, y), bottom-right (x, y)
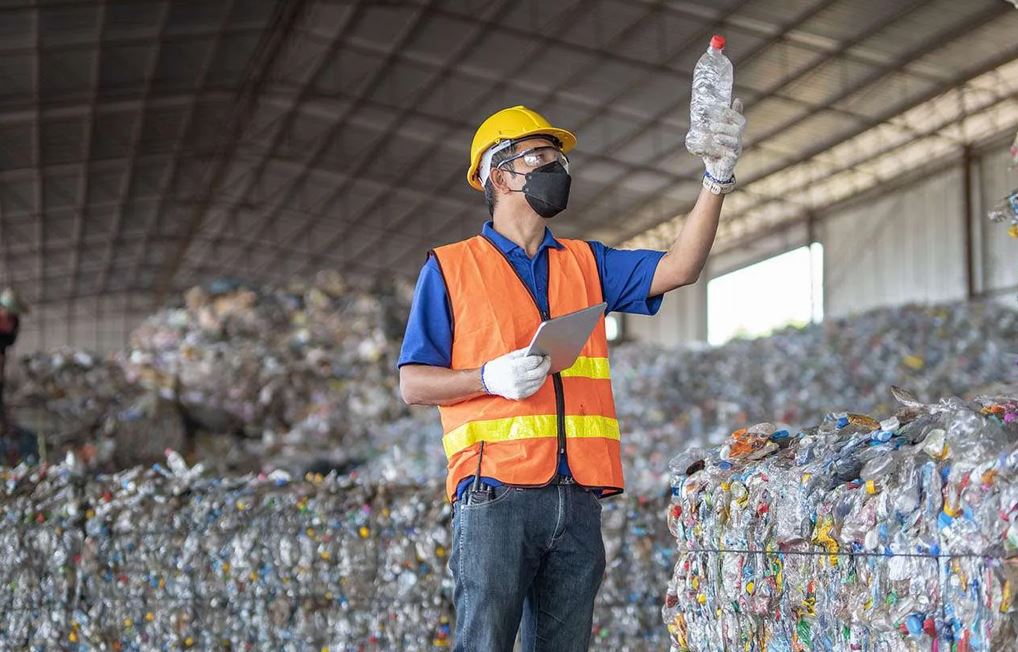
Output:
top-left (552, 474), bottom-right (575, 485)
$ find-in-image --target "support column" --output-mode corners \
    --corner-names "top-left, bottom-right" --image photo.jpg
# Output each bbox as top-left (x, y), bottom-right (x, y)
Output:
top-left (962, 145), bottom-right (976, 299)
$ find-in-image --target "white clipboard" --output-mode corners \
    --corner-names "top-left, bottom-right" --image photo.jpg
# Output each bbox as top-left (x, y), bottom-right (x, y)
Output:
top-left (524, 302), bottom-right (608, 374)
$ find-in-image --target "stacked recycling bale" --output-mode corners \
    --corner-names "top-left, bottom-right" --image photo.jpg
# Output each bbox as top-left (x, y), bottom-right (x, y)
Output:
top-left (121, 271), bottom-right (417, 474)
top-left (662, 391), bottom-right (1018, 651)
top-left (610, 301), bottom-right (1018, 494)
top-left (8, 271), bottom-right (422, 475)
top-left (4, 289), bottom-right (1018, 649)
top-left (11, 350), bottom-right (137, 437)
top-left (7, 391), bottom-right (1016, 650)
top-left (0, 457), bottom-right (672, 650)
top-left (358, 301), bottom-right (1018, 496)
top-left (9, 283), bottom-right (1018, 483)
top-left (10, 351), bottom-right (188, 471)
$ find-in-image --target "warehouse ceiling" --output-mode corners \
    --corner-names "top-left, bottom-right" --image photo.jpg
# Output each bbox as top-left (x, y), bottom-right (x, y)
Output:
top-left (2, 0), bottom-right (1018, 313)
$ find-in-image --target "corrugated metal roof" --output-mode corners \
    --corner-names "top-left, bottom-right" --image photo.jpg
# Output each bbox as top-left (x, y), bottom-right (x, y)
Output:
top-left (0, 0), bottom-right (1016, 316)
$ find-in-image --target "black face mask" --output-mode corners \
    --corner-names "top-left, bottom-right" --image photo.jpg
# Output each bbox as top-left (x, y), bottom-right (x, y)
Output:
top-left (508, 161), bottom-right (571, 219)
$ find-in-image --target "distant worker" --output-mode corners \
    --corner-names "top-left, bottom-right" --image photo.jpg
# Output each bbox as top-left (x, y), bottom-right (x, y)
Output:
top-left (0, 287), bottom-right (26, 435)
top-left (398, 100), bottom-right (744, 651)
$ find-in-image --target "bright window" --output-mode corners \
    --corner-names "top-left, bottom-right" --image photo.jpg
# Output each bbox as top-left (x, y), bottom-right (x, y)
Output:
top-left (605, 313), bottom-right (621, 342)
top-left (707, 243), bottom-right (823, 346)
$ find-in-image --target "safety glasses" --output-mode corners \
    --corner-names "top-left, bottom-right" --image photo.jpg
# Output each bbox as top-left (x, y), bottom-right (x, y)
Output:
top-left (496, 145), bottom-right (570, 174)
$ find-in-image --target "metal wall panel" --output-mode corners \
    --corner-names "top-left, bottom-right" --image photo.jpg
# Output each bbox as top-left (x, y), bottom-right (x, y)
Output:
top-left (819, 166), bottom-right (967, 319)
top-left (624, 275), bottom-right (707, 347)
top-left (624, 134), bottom-right (1018, 348)
top-left (709, 222), bottom-right (810, 277)
top-left (977, 144), bottom-right (1018, 298)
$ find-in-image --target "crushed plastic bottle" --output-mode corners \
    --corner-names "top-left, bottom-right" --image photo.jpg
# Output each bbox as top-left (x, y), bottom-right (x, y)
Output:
top-left (987, 128), bottom-right (1018, 238)
top-left (987, 188), bottom-right (1018, 238)
top-left (662, 390), bottom-right (1018, 651)
top-left (686, 34), bottom-right (733, 158)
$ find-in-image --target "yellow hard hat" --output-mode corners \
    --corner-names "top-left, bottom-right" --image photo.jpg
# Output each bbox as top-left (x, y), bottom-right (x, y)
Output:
top-left (466, 105), bottom-right (577, 191)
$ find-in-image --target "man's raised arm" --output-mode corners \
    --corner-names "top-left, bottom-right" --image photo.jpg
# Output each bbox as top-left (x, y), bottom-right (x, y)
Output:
top-left (650, 98), bottom-right (746, 297)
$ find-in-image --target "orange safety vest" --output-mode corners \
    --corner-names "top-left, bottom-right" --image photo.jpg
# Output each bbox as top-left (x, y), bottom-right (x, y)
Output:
top-left (431, 234), bottom-right (624, 503)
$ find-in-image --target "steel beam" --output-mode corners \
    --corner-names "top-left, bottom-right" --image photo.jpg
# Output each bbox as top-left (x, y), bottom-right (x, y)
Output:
top-left (67, 0), bottom-right (106, 301)
top-left (148, 0), bottom-right (312, 307)
top-left (324, 0), bottom-right (759, 273)
top-left (287, 0), bottom-right (681, 275)
top-left (194, 0), bottom-right (374, 265)
top-left (962, 144), bottom-right (975, 299)
top-left (734, 3), bottom-right (1011, 190)
top-left (567, 0), bottom-right (893, 237)
top-left (94, 0), bottom-right (173, 296)
top-left (312, 16), bottom-right (882, 129)
top-left (355, 3), bottom-right (906, 119)
top-left (217, 0), bottom-right (454, 274)
top-left (0, 21), bottom-right (266, 56)
top-left (611, 1), bottom-right (1012, 247)
top-left (7, 200), bottom-right (433, 262)
top-left (624, 0), bottom-right (948, 85)
top-left (124, 0), bottom-right (246, 288)
top-left (32, 5), bottom-right (43, 306)
top-left (0, 86), bottom-right (712, 190)
top-left (698, 52), bottom-right (1018, 245)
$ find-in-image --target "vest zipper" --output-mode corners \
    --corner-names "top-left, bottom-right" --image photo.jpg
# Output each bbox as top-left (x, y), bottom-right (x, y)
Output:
top-left (552, 374), bottom-right (566, 460)
top-left (480, 236), bottom-right (566, 486)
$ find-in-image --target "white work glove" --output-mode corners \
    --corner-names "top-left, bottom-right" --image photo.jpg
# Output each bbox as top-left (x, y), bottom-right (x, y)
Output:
top-left (480, 348), bottom-right (551, 401)
top-left (701, 98), bottom-right (746, 195)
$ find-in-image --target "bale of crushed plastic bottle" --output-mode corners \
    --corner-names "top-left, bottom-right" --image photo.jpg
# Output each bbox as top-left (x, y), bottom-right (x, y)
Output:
top-left (0, 452), bottom-right (674, 650)
top-left (11, 291), bottom-right (1018, 485)
top-left (9, 350), bottom-right (193, 472)
top-left (662, 389), bottom-right (1018, 652)
top-left (355, 301), bottom-right (1018, 498)
top-left (121, 271), bottom-right (415, 472)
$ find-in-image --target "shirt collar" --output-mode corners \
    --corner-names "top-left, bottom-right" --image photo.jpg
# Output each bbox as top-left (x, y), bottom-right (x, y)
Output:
top-left (482, 221), bottom-right (563, 257)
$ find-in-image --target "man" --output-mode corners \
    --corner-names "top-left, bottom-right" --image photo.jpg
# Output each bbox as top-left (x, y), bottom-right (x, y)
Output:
top-left (398, 101), bottom-right (744, 651)
top-left (0, 288), bottom-right (26, 440)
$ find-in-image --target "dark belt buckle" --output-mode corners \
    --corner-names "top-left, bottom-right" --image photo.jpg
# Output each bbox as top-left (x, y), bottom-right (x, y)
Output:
top-left (557, 474), bottom-right (575, 485)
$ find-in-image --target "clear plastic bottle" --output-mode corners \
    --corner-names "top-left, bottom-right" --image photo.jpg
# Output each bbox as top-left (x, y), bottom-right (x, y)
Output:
top-left (686, 34), bottom-right (734, 157)
top-left (165, 447), bottom-right (189, 475)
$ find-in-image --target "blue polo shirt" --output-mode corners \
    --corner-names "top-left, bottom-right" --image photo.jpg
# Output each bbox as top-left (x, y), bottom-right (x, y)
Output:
top-left (398, 221), bottom-right (666, 502)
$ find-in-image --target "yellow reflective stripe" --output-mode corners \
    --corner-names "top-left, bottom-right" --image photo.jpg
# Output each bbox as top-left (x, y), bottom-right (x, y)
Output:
top-left (564, 414), bottom-right (620, 440)
top-left (559, 356), bottom-right (611, 379)
top-left (443, 414), bottom-right (620, 458)
top-left (443, 415), bottom-right (557, 458)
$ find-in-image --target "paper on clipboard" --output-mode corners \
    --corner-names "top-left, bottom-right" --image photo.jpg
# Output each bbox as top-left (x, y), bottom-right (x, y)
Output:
top-left (524, 302), bottom-right (607, 374)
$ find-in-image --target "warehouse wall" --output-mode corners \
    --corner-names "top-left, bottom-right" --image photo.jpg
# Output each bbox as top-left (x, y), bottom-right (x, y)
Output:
top-left (9, 149), bottom-right (1014, 355)
top-left (624, 276), bottom-right (706, 346)
top-left (819, 166), bottom-right (967, 319)
top-left (625, 131), bottom-right (1018, 347)
top-left (13, 294), bottom-right (147, 355)
top-left (976, 145), bottom-right (1018, 301)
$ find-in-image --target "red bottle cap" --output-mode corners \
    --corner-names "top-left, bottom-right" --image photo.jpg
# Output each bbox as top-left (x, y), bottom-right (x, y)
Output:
top-left (711, 34), bottom-right (726, 50)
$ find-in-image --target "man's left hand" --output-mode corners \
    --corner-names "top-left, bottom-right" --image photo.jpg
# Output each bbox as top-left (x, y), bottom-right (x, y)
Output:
top-left (701, 98), bottom-right (746, 194)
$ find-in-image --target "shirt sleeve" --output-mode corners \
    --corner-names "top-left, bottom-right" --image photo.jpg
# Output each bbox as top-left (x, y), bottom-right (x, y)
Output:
top-left (397, 255), bottom-right (454, 369)
top-left (587, 240), bottom-right (667, 316)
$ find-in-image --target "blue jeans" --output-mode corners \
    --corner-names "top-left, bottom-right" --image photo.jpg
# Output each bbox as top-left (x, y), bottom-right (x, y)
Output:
top-left (448, 482), bottom-right (606, 652)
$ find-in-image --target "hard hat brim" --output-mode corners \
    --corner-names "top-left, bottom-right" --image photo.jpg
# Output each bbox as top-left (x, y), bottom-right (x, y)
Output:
top-left (467, 127), bottom-right (577, 191)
